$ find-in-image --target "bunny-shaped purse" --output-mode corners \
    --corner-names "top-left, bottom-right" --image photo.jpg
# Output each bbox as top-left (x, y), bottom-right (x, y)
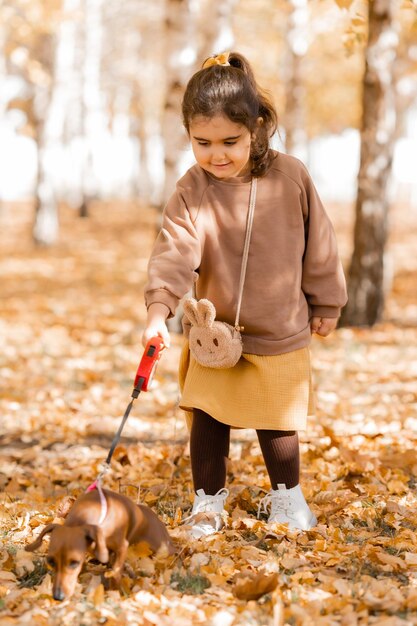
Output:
top-left (183, 178), bottom-right (257, 369)
top-left (183, 298), bottom-right (243, 368)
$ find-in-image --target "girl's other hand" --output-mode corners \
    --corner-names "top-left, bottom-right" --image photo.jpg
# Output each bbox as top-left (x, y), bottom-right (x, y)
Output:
top-left (310, 316), bottom-right (338, 337)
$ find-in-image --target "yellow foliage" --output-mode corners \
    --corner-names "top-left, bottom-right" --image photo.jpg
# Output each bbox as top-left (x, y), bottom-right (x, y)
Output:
top-left (334, 0), bottom-right (354, 8)
top-left (0, 200), bottom-right (416, 624)
top-left (232, 570), bottom-right (278, 600)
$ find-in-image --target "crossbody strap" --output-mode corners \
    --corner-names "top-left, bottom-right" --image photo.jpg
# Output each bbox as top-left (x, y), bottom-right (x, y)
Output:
top-left (234, 177), bottom-right (257, 331)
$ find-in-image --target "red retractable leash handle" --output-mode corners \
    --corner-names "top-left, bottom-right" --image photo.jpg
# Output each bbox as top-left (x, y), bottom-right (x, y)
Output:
top-left (133, 335), bottom-right (165, 394)
top-left (87, 336), bottom-right (165, 491)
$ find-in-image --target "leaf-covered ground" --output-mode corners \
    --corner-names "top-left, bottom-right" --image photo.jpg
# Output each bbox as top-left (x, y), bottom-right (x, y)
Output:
top-left (1, 199), bottom-right (416, 626)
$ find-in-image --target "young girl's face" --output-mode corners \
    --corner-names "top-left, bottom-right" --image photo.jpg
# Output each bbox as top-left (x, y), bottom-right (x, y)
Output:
top-left (189, 114), bottom-right (252, 179)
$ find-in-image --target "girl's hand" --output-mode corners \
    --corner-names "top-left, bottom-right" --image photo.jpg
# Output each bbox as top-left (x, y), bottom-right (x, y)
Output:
top-left (310, 316), bottom-right (338, 337)
top-left (142, 303), bottom-right (171, 348)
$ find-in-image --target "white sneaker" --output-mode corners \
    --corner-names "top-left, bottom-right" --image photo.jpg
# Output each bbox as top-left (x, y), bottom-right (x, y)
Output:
top-left (183, 488), bottom-right (229, 538)
top-left (258, 483), bottom-right (317, 530)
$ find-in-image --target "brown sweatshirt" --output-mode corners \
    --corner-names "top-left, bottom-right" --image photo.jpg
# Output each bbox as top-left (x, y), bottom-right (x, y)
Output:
top-left (145, 151), bottom-right (347, 355)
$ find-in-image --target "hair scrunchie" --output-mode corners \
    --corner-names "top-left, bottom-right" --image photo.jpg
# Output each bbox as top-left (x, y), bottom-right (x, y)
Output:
top-left (202, 52), bottom-right (230, 69)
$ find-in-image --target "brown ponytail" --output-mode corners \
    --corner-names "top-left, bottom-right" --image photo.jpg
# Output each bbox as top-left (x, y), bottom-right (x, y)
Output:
top-left (182, 52), bottom-right (278, 177)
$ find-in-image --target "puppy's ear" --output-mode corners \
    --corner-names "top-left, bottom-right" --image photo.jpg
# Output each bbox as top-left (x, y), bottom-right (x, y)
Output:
top-left (84, 525), bottom-right (109, 563)
top-left (25, 523), bottom-right (60, 552)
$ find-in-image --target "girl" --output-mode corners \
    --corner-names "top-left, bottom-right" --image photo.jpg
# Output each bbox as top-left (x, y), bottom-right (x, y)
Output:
top-left (143, 52), bottom-right (347, 538)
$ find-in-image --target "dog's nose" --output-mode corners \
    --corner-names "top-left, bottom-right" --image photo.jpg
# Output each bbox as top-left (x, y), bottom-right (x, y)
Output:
top-left (53, 589), bottom-right (66, 601)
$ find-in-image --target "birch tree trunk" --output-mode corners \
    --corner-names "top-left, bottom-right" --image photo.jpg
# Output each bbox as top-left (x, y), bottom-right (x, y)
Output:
top-left (42, 0), bottom-right (79, 213)
top-left (283, 0), bottom-right (309, 161)
top-left (161, 0), bottom-right (198, 207)
top-left (1, 1), bottom-right (59, 243)
top-left (33, 33), bottom-right (59, 246)
top-left (340, 0), bottom-right (398, 327)
top-left (135, 92), bottom-right (152, 202)
top-left (100, 0), bottom-right (161, 204)
top-left (34, 143), bottom-right (59, 245)
top-left (59, 0), bottom-right (85, 209)
top-left (80, 0), bottom-right (104, 216)
top-left (0, 24), bottom-right (6, 209)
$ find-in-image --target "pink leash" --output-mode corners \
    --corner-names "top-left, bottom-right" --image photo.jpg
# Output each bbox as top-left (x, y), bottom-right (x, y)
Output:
top-left (86, 464), bottom-right (109, 525)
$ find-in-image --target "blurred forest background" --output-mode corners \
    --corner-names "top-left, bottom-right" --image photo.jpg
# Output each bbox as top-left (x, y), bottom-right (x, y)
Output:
top-left (1, 2), bottom-right (417, 624)
top-left (0, 0), bottom-right (416, 324)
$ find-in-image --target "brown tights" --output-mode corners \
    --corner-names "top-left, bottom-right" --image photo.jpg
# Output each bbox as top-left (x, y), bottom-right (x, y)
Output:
top-left (190, 408), bottom-right (300, 494)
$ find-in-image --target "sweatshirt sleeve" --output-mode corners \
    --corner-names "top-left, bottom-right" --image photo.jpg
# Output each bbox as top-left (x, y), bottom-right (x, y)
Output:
top-left (144, 187), bottom-right (201, 318)
top-left (300, 166), bottom-right (348, 319)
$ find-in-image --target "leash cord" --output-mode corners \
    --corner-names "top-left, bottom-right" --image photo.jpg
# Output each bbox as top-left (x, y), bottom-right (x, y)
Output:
top-left (105, 399), bottom-right (134, 465)
top-left (105, 376), bottom-right (145, 466)
top-left (86, 376), bottom-right (145, 519)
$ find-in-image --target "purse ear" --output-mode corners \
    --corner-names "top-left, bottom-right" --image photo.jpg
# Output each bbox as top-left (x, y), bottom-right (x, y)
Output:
top-left (197, 299), bottom-right (216, 328)
top-left (183, 298), bottom-right (200, 327)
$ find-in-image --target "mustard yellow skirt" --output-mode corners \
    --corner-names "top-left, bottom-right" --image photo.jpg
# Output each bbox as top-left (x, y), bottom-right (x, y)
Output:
top-left (179, 341), bottom-right (315, 431)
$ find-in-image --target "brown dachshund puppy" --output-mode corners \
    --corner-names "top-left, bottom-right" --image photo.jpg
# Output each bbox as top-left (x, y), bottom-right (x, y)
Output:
top-left (25, 488), bottom-right (174, 601)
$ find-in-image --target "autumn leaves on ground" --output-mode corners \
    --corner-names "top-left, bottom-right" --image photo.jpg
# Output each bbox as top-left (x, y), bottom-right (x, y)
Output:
top-left (1, 200), bottom-right (417, 626)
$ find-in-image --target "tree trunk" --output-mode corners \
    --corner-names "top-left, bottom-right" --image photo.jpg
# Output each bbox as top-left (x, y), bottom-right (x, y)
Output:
top-left (161, 0), bottom-right (198, 207)
top-left (79, 0), bottom-right (104, 216)
top-left (340, 0), bottom-right (398, 327)
top-left (283, 0), bottom-right (309, 161)
top-left (33, 145), bottom-right (59, 246)
top-left (136, 103), bottom-right (152, 202)
top-left (32, 32), bottom-right (59, 246)
top-left (0, 23), bottom-right (6, 211)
